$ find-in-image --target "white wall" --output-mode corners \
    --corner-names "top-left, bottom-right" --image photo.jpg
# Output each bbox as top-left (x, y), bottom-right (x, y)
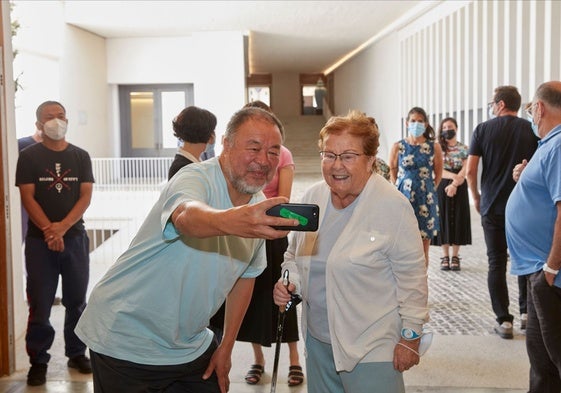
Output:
top-left (61, 25), bottom-right (108, 156)
top-left (11, 1), bottom-right (64, 136)
top-left (271, 72), bottom-right (300, 117)
top-left (332, 33), bottom-right (402, 161)
top-left (11, 1), bottom-right (108, 157)
top-left (107, 32), bottom-right (247, 153)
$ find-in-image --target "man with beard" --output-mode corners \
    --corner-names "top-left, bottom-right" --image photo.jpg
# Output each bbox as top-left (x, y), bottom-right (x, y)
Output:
top-left (75, 107), bottom-right (299, 393)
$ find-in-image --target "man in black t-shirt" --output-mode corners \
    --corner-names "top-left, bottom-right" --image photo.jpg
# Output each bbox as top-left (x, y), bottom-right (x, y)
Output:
top-left (15, 101), bottom-right (95, 386)
top-left (466, 86), bottom-right (539, 339)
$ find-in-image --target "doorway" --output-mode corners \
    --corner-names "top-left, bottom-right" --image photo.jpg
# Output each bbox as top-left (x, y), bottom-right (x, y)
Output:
top-left (247, 73), bottom-right (272, 108)
top-left (299, 74), bottom-right (326, 115)
top-left (118, 84), bottom-right (194, 157)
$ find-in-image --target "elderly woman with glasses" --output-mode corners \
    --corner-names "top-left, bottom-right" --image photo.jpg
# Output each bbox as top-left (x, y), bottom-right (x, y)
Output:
top-left (273, 110), bottom-right (429, 393)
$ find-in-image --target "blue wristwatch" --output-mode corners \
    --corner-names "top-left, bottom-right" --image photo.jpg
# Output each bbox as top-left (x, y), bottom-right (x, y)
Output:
top-left (401, 328), bottom-right (421, 340)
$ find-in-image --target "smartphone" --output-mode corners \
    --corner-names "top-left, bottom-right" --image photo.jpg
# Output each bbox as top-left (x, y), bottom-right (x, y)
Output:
top-left (266, 203), bottom-right (320, 231)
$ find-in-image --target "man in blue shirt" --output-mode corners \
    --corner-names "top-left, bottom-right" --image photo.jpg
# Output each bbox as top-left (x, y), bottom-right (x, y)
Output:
top-left (75, 107), bottom-right (299, 393)
top-left (506, 81), bottom-right (561, 393)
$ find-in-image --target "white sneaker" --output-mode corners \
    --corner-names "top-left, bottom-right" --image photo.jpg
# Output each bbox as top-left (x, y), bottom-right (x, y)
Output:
top-left (494, 321), bottom-right (513, 339)
top-left (520, 313), bottom-right (528, 330)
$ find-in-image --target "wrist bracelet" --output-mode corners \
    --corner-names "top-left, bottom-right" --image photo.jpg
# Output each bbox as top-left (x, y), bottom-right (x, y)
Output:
top-left (397, 342), bottom-right (420, 356)
top-left (543, 263), bottom-right (559, 275)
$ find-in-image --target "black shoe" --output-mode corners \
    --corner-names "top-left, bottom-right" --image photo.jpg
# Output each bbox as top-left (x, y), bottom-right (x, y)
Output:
top-left (27, 363), bottom-right (47, 386)
top-left (67, 355), bottom-right (92, 374)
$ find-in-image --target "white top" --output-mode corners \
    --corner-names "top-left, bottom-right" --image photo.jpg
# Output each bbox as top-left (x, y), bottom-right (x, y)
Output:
top-left (283, 174), bottom-right (429, 371)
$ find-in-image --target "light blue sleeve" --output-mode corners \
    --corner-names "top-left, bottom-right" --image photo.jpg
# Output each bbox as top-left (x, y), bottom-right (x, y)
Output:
top-left (160, 167), bottom-right (211, 241)
top-left (240, 238), bottom-right (267, 278)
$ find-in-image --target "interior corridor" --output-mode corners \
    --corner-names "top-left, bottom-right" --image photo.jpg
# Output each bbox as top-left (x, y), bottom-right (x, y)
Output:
top-left (0, 115), bottom-right (529, 392)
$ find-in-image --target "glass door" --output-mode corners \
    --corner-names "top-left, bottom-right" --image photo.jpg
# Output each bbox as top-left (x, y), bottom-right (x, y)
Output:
top-left (119, 84), bottom-right (194, 157)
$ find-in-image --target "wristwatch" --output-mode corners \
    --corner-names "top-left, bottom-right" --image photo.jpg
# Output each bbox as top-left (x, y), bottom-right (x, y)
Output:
top-left (401, 328), bottom-right (421, 341)
top-left (543, 263), bottom-right (559, 275)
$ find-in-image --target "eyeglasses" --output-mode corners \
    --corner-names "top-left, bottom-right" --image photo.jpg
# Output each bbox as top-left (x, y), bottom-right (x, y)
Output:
top-left (319, 151), bottom-right (365, 164)
top-left (524, 102), bottom-right (535, 119)
top-left (487, 101), bottom-right (495, 110)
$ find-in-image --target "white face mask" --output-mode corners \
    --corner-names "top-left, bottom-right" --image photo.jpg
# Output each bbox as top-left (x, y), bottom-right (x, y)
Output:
top-left (528, 115), bottom-right (540, 139)
top-left (42, 118), bottom-right (67, 140)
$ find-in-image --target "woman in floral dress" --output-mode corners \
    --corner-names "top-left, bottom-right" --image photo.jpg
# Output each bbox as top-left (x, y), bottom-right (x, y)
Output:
top-left (389, 107), bottom-right (443, 266)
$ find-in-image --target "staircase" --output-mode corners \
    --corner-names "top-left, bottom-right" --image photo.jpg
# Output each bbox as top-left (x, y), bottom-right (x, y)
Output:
top-left (278, 115), bottom-right (325, 201)
top-left (280, 115), bottom-right (326, 175)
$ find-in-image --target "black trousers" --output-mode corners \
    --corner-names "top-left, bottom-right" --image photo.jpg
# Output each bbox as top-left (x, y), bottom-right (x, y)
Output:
top-left (527, 271), bottom-right (561, 393)
top-left (90, 339), bottom-right (220, 393)
top-left (481, 214), bottom-right (527, 323)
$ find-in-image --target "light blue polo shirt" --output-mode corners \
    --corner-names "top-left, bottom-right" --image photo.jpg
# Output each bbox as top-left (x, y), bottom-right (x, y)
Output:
top-left (76, 158), bottom-right (267, 365)
top-left (506, 125), bottom-right (561, 288)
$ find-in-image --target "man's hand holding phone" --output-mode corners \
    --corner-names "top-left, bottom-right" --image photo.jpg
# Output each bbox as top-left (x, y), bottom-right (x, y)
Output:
top-left (266, 203), bottom-right (320, 231)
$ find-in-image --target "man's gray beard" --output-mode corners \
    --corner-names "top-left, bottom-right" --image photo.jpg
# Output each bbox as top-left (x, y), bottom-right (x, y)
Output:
top-left (232, 177), bottom-right (265, 195)
top-left (225, 165), bottom-right (267, 195)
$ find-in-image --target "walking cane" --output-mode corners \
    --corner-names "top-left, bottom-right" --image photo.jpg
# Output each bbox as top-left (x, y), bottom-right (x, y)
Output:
top-left (270, 270), bottom-right (301, 393)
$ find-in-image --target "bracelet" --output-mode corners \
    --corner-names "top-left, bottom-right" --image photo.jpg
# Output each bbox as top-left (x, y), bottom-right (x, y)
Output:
top-left (397, 342), bottom-right (420, 356)
top-left (543, 263), bottom-right (559, 275)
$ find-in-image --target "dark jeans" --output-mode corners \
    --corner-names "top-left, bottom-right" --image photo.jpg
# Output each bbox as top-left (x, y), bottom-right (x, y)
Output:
top-left (25, 233), bottom-right (89, 364)
top-left (90, 339), bottom-right (220, 393)
top-left (481, 214), bottom-right (514, 324)
top-left (527, 271), bottom-right (561, 392)
top-left (519, 274), bottom-right (530, 314)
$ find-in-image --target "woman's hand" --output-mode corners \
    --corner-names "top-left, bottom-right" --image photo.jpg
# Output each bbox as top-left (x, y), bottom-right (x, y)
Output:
top-left (273, 280), bottom-right (295, 309)
top-left (444, 183), bottom-right (457, 197)
top-left (393, 339), bottom-right (420, 372)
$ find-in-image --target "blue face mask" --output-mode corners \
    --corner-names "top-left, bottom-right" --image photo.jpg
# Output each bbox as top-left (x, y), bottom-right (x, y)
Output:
top-left (528, 116), bottom-right (540, 139)
top-left (408, 122), bottom-right (426, 137)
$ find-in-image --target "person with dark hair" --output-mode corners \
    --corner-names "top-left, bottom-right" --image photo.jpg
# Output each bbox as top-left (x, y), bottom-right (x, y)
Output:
top-left (506, 81), bottom-right (561, 392)
top-left (235, 100), bottom-right (303, 387)
top-left (389, 107), bottom-right (443, 266)
top-left (274, 110), bottom-right (428, 393)
top-left (18, 128), bottom-right (43, 243)
top-left (75, 107), bottom-right (300, 393)
top-left (431, 117), bottom-right (471, 271)
top-left (168, 106), bottom-right (217, 180)
top-left (466, 85), bottom-right (539, 339)
top-left (200, 131), bottom-right (216, 161)
top-left (16, 101), bottom-right (95, 386)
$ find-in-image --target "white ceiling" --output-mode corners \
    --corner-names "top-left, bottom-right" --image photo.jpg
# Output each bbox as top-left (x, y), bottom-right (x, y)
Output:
top-left (64, 0), bottom-right (429, 74)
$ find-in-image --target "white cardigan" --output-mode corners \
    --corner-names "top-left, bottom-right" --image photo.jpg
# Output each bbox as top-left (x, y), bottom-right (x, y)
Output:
top-left (283, 174), bottom-right (429, 372)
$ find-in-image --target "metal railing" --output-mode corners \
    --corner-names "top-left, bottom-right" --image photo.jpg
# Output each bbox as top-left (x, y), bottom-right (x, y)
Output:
top-left (91, 157), bottom-right (173, 191)
top-left (85, 157), bottom-right (173, 280)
